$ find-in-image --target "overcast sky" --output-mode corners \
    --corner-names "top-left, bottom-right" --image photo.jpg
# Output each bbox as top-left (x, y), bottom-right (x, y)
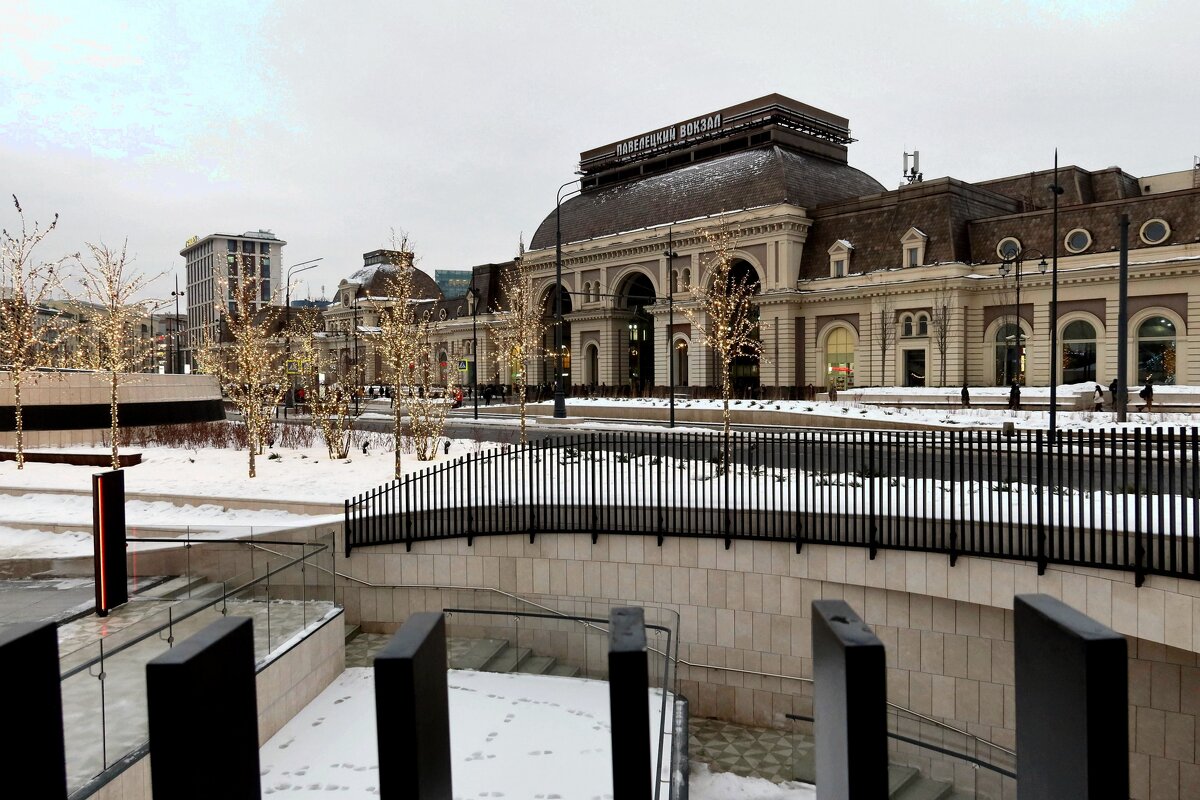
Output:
top-left (3, 0), bottom-right (1197, 302)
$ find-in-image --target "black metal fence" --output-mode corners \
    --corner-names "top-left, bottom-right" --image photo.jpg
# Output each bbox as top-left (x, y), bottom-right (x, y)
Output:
top-left (345, 428), bottom-right (1200, 584)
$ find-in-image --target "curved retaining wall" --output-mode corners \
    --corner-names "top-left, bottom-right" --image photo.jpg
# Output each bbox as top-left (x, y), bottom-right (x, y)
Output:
top-left (336, 530), bottom-right (1200, 800)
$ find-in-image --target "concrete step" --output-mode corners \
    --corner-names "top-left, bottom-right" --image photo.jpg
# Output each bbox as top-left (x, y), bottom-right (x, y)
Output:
top-left (547, 663), bottom-right (581, 678)
top-left (137, 574), bottom-right (210, 599)
top-left (484, 645), bottom-right (531, 673)
top-left (888, 765), bottom-right (919, 797)
top-left (344, 624), bottom-right (362, 643)
top-left (893, 774), bottom-right (954, 800)
top-left (514, 655), bottom-right (556, 675)
top-left (449, 638), bottom-right (509, 671)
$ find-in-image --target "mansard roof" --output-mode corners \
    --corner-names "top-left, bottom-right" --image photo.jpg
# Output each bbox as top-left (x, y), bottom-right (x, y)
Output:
top-left (529, 145), bottom-right (885, 250)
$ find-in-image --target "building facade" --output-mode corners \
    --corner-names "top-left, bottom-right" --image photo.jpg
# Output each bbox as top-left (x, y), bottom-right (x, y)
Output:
top-left (180, 230), bottom-right (286, 371)
top-left (508, 95), bottom-right (1200, 396)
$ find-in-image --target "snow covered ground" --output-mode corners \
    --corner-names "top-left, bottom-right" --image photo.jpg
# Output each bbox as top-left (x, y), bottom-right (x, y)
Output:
top-left (260, 667), bottom-right (812, 800)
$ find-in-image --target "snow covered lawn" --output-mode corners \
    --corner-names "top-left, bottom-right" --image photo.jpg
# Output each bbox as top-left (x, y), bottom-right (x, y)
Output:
top-left (260, 667), bottom-right (813, 799)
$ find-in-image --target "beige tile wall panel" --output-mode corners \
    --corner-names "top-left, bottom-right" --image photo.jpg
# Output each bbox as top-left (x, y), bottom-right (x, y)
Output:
top-left (337, 532), bottom-right (1200, 799)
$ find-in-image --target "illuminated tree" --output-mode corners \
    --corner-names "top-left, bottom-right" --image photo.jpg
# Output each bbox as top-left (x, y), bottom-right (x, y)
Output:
top-left (487, 243), bottom-right (546, 445)
top-left (365, 242), bottom-right (422, 477)
top-left (292, 308), bottom-right (352, 460)
top-left (679, 222), bottom-right (763, 460)
top-left (401, 314), bottom-right (459, 461)
top-left (72, 241), bottom-right (161, 471)
top-left (196, 251), bottom-right (285, 478)
top-left (0, 196), bottom-right (71, 469)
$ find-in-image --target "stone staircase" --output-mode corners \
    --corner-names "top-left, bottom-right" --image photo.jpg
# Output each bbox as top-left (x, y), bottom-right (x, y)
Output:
top-left (344, 628), bottom-right (580, 676)
top-left (888, 765), bottom-right (970, 800)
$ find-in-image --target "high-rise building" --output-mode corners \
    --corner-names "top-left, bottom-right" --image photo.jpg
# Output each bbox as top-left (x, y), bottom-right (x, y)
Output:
top-left (179, 230), bottom-right (285, 369)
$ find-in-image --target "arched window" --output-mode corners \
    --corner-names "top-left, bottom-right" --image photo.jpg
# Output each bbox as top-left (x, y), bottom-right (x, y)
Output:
top-left (825, 327), bottom-right (855, 390)
top-left (682, 268), bottom-right (691, 290)
top-left (994, 323), bottom-right (1025, 385)
top-left (670, 270), bottom-right (679, 293)
top-left (1061, 320), bottom-right (1097, 384)
top-left (1137, 316), bottom-right (1177, 384)
top-left (916, 314), bottom-right (929, 336)
top-left (901, 314), bottom-right (914, 338)
top-left (582, 282), bottom-right (591, 303)
top-left (586, 344), bottom-right (599, 386)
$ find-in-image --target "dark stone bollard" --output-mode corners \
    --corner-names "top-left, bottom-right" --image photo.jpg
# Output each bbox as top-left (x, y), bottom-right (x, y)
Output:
top-left (811, 599), bottom-right (888, 800)
top-left (0, 622), bottom-right (67, 798)
top-left (1015, 593), bottom-right (1128, 799)
top-left (375, 612), bottom-right (452, 800)
top-left (609, 606), bottom-right (652, 800)
top-left (92, 469), bottom-right (128, 615)
top-left (146, 616), bottom-right (260, 800)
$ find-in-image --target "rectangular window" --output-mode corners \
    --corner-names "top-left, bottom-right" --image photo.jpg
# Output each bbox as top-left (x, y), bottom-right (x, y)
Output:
top-left (261, 280), bottom-right (271, 302)
top-left (907, 248), bottom-right (919, 267)
top-left (227, 240), bottom-right (237, 253)
top-left (832, 259), bottom-right (845, 278)
top-left (260, 241), bottom-right (271, 254)
top-left (260, 257), bottom-right (270, 277)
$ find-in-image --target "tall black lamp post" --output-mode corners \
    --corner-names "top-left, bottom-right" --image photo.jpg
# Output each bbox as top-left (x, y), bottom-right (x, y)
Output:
top-left (1049, 151), bottom-right (1065, 435)
top-left (171, 276), bottom-right (185, 374)
top-left (554, 178), bottom-right (584, 418)
top-left (664, 228), bottom-right (678, 428)
top-left (284, 258), bottom-right (323, 407)
top-left (998, 248), bottom-right (1047, 405)
top-left (468, 283), bottom-right (481, 421)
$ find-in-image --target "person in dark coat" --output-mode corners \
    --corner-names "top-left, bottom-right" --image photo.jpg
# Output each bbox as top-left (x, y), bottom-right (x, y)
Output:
top-left (1008, 381), bottom-right (1021, 410)
top-left (1140, 378), bottom-right (1154, 412)
top-left (961, 384), bottom-right (970, 408)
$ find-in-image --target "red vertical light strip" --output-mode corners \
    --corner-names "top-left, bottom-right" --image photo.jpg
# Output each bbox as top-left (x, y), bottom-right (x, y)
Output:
top-left (97, 482), bottom-right (108, 610)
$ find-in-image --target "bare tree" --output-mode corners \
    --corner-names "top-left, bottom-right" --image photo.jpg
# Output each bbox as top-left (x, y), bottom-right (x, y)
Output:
top-left (293, 308), bottom-right (352, 460)
top-left (402, 314), bottom-right (459, 461)
top-left (930, 281), bottom-right (954, 387)
top-left (196, 251), bottom-right (285, 478)
top-left (679, 221), bottom-right (763, 461)
top-left (487, 243), bottom-right (546, 445)
top-left (0, 196), bottom-right (71, 468)
top-left (73, 241), bottom-right (161, 471)
top-left (875, 294), bottom-right (895, 386)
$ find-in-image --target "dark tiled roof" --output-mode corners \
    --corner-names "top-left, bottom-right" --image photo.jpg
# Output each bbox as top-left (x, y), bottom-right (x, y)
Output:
top-left (349, 263), bottom-right (441, 301)
top-left (529, 146), bottom-right (885, 249)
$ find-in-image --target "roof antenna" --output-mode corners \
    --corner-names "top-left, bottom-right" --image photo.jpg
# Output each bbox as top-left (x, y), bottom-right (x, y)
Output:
top-left (903, 150), bottom-right (923, 185)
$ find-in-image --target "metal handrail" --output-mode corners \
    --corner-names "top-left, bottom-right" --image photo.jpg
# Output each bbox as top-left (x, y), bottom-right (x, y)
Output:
top-left (785, 713), bottom-right (1017, 779)
top-left (60, 538), bottom-right (329, 680)
top-left (328, 570), bottom-right (1010, 761)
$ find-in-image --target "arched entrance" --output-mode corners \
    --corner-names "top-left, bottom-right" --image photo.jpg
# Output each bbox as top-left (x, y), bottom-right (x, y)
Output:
top-left (708, 259), bottom-right (762, 397)
top-left (674, 338), bottom-right (689, 386)
top-left (994, 323), bottom-right (1026, 385)
top-left (540, 285), bottom-right (573, 392)
top-left (619, 273), bottom-right (656, 395)
top-left (586, 344), bottom-right (599, 388)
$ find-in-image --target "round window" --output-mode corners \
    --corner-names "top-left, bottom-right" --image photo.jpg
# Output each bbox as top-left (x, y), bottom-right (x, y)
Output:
top-left (1140, 219), bottom-right (1170, 245)
top-left (438, 307), bottom-right (447, 321)
top-left (1065, 228), bottom-right (1092, 253)
top-left (996, 237), bottom-right (1022, 260)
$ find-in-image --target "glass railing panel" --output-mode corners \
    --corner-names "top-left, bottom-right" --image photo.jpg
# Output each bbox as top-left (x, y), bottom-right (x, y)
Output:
top-left (60, 640), bottom-right (106, 794)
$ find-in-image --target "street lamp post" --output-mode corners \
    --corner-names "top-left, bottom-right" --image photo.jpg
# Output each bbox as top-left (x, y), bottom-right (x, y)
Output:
top-left (664, 228), bottom-right (678, 428)
top-left (1049, 150), bottom-right (1065, 435)
top-left (998, 248), bottom-right (1047, 407)
top-left (171, 276), bottom-right (185, 374)
top-left (284, 258), bottom-right (323, 407)
top-left (554, 178), bottom-right (584, 418)
top-left (468, 283), bottom-right (481, 421)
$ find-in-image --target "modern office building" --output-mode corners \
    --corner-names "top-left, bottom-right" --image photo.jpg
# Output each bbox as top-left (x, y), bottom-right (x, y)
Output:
top-left (179, 230), bottom-right (286, 369)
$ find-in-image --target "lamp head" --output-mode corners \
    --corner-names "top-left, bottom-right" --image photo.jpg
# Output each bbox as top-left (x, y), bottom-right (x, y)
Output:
top-left (1038, 258), bottom-right (1048, 274)
top-left (998, 262), bottom-right (1010, 278)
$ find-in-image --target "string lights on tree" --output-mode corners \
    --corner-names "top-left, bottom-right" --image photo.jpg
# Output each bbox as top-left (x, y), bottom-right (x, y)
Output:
top-left (679, 220), bottom-right (764, 464)
top-left (0, 196), bottom-right (71, 469)
top-left (293, 307), bottom-right (352, 460)
top-left (73, 241), bottom-right (161, 471)
top-left (487, 240), bottom-right (547, 445)
top-left (196, 250), bottom-right (286, 478)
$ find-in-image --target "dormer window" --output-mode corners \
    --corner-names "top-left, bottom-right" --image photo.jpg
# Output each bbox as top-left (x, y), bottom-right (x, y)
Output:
top-left (828, 240), bottom-right (853, 277)
top-left (901, 227), bottom-right (928, 268)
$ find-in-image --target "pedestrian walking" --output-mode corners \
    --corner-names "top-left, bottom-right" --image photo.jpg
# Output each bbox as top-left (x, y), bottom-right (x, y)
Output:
top-left (961, 384), bottom-right (970, 408)
top-left (1139, 378), bottom-right (1154, 412)
top-left (1008, 381), bottom-right (1021, 411)
top-left (1093, 384), bottom-right (1104, 412)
